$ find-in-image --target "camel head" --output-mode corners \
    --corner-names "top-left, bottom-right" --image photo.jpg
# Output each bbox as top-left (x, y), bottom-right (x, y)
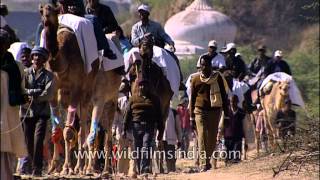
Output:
top-left (40, 4), bottom-right (61, 69)
top-left (139, 33), bottom-right (154, 61)
top-left (279, 80), bottom-right (290, 97)
top-left (275, 80), bottom-right (290, 110)
top-left (40, 4), bottom-right (59, 27)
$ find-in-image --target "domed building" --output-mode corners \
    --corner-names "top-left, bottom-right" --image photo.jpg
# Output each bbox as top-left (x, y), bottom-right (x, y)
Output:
top-left (164, 0), bottom-right (237, 56)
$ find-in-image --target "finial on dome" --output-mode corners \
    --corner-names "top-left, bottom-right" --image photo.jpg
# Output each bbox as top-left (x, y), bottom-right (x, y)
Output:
top-left (186, 0), bottom-right (213, 11)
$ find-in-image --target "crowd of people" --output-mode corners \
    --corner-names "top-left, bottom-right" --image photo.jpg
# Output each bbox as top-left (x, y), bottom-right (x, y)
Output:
top-left (0, 1), bottom-right (297, 179)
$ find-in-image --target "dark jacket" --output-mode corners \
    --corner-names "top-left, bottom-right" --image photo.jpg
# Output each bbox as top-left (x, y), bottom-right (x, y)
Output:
top-left (248, 55), bottom-right (271, 74)
top-left (124, 93), bottom-right (164, 137)
top-left (86, 3), bottom-right (119, 34)
top-left (264, 59), bottom-right (292, 76)
top-left (225, 56), bottom-right (247, 80)
top-left (189, 72), bottom-right (228, 119)
top-left (20, 67), bottom-right (55, 118)
top-left (224, 108), bottom-right (246, 141)
top-left (0, 51), bottom-right (26, 106)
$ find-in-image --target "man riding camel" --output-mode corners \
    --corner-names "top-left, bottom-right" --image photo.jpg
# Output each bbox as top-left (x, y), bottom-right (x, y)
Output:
top-left (57, 0), bottom-right (117, 59)
top-left (85, 0), bottom-right (119, 34)
top-left (221, 43), bottom-right (247, 81)
top-left (253, 50), bottom-right (292, 107)
top-left (131, 4), bottom-right (185, 90)
top-left (248, 45), bottom-right (271, 75)
top-left (264, 50), bottom-right (292, 76)
top-left (197, 40), bottom-right (226, 71)
top-left (131, 4), bottom-right (175, 50)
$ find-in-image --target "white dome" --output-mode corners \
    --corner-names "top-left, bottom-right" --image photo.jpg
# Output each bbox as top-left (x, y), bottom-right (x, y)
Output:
top-left (164, 0), bottom-right (237, 55)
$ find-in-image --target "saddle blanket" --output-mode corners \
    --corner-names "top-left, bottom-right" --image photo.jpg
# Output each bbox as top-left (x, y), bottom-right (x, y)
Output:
top-left (124, 46), bottom-right (180, 96)
top-left (100, 37), bottom-right (124, 71)
top-left (40, 13), bottom-right (98, 73)
top-left (259, 72), bottom-right (305, 108)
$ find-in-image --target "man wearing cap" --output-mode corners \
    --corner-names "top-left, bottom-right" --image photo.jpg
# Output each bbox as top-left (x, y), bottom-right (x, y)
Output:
top-left (222, 43), bottom-right (247, 81)
top-left (197, 40), bottom-right (226, 71)
top-left (18, 47), bottom-right (32, 69)
top-left (189, 55), bottom-right (229, 172)
top-left (20, 46), bottom-right (55, 176)
top-left (123, 80), bottom-right (164, 175)
top-left (248, 45), bottom-right (271, 75)
top-left (264, 50), bottom-right (292, 76)
top-left (131, 4), bottom-right (175, 50)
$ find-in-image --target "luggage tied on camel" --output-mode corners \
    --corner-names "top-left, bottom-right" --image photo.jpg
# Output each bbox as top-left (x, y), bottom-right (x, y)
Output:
top-left (259, 72), bottom-right (305, 108)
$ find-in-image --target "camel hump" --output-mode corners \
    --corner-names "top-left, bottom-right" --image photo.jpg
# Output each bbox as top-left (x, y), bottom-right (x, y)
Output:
top-left (57, 25), bottom-right (74, 35)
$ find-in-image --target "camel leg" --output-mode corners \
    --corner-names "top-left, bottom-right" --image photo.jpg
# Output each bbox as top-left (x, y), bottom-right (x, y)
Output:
top-left (48, 92), bottom-right (64, 174)
top-left (61, 105), bottom-right (78, 175)
top-left (86, 140), bottom-right (97, 175)
top-left (61, 134), bottom-right (72, 176)
top-left (74, 102), bottom-right (90, 175)
top-left (48, 142), bottom-right (62, 174)
top-left (250, 113), bottom-right (261, 155)
top-left (101, 102), bottom-right (116, 178)
top-left (265, 119), bottom-right (275, 151)
top-left (73, 125), bottom-right (86, 175)
top-left (86, 99), bottom-right (105, 175)
top-left (255, 133), bottom-right (261, 155)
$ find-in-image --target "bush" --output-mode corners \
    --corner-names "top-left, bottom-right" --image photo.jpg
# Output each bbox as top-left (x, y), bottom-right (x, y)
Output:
top-left (288, 25), bottom-right (319, 116)
top-left (179, 55), bottom-right (198, 82)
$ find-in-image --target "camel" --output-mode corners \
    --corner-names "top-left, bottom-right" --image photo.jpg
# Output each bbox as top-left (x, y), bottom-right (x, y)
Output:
top-left (128, 39), bottom-right (174, 131)
top-left (260, 80), bottom-right (290, 151)
top-left (41, 4), bottom-right (121, 177)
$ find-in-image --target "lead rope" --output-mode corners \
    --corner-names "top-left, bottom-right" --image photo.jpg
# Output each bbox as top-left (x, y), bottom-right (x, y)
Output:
top-left (1, 98), bottom-right (34, 135)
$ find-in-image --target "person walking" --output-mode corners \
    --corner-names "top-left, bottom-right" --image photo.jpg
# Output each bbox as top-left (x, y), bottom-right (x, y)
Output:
top-left (176, 96), bottom-right (191, 156)
top-left (189, 54), bottom-right (229, 172)
top-left (123, 80), bottom-right (164, 176)
top-left (19, 46), bottom-right (55, 176)
top-left (1, 29), bottom-right (28, 180)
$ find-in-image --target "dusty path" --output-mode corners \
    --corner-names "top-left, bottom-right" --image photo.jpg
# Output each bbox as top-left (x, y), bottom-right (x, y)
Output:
top-left (155, 150), bottom-right (319, 180)
top-left (15, 148), bottom-right (319, 180)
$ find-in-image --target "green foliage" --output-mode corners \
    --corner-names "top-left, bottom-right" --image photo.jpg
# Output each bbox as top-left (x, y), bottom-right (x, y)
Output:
top-left (237, 45), bottom-right (256, 64)
top-left (179, 56), bottom-right (198, 82)
top-left (288, 50), bottom-right (319, 116)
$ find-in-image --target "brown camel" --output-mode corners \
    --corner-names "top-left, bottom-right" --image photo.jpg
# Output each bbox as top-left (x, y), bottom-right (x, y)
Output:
top-left (261, 80), bottom-right (290, 150)
top-left (128, 39), bottom-right (174, 131)
top-left (41, 4), bottom-right (121, 176)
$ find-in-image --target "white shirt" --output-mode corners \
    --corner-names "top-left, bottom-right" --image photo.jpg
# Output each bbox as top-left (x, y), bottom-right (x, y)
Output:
top-left (197, 53), bottom-right (226, 69)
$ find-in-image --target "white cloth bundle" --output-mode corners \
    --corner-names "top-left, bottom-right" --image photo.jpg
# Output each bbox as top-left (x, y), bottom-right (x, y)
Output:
top-left (259, 72), bottom-right (305, 108)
